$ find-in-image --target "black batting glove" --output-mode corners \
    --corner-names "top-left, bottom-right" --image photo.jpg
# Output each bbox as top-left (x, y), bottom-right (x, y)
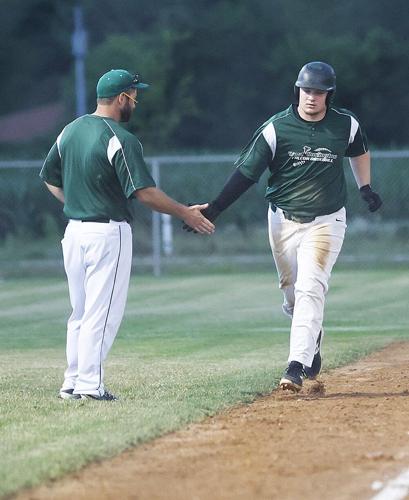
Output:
top-left (182, 202), bottom-right (221, 233)
top-left (359, 185), bottom-right (382, 212)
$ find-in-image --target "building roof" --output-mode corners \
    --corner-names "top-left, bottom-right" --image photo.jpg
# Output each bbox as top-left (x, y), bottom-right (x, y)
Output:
top-left (0, 102), bottom-right (65, 143)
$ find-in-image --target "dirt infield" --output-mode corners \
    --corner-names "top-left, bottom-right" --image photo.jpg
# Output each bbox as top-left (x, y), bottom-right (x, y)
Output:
top-left (16, 342), bottom-right (409, 500)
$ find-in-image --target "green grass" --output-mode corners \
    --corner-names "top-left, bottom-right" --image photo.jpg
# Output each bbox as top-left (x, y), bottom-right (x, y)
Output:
top-left (0, 269), bottom-right (408, 497)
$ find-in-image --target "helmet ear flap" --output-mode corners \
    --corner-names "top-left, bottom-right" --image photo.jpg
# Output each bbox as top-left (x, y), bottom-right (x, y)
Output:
top-left (294, 85), bottom-right (300, 103)
top-left (326, 90), bottom-right (335, 105)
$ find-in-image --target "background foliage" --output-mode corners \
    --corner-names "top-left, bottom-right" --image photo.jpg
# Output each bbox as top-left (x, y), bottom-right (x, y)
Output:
top-left (0, 0), bottom-right (408, 154)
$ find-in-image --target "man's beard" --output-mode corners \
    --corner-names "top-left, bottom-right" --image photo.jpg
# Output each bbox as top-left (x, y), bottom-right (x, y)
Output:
top-left (119, 102), bottom-right (133, 122)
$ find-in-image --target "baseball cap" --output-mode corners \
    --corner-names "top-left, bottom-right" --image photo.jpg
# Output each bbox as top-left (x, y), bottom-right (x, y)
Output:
top-left (96, 69), bottom-right (149, 98)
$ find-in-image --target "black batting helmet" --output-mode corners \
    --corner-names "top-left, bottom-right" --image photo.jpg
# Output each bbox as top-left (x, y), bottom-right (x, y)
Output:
top-left (294, 61), bottom-right (336, 104)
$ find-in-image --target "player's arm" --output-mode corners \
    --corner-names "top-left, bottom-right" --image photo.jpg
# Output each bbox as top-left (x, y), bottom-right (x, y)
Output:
top-left (346, 116), bottom-right (382, 212)
top-left (349, 153), bottom-right (382, 212)
top-left (185, 126), bottom-right (273, 227)
top-left (135, 187), bottom-right (215, 235)
top-left (349, 151), bottom-right (371, 188)
top-left (197, 169), bottom-right (256, 222)
top-left (44, 182), bottom-right (65, 204)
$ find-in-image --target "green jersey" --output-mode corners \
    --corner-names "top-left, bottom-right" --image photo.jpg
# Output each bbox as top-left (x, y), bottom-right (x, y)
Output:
top-left (40, 115), bottom-right (156, 222)
top-left (236, 104), bottom-right (368, 217)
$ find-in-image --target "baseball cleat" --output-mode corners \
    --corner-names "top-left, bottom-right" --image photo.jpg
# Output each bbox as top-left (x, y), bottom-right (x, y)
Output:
top-left (279, 361), bottom-right (303, 392)
top-left (59, 388), bottom-right (81, 400)
top-left (80, 391), bottom-right (118, 401)
top-left (303, 330), bottom-right (323, 379)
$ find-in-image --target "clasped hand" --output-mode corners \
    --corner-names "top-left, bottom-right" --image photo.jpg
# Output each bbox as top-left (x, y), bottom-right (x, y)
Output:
top-left (183, 203), bottom-right (220, 233)
top-left (182, 203), bottom-right (215, 234)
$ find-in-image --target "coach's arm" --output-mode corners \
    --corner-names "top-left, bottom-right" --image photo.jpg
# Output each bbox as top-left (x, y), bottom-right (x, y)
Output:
top-left (44, 182), bottom-right (65, 204)
top-left (134, 187), bottom-right (215, 235)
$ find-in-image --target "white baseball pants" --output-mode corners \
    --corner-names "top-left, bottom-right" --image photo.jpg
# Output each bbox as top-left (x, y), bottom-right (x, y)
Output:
top-left (268, 206), bottom-right (346, 367)
top-left (61, 220), bottom-right (132, 397)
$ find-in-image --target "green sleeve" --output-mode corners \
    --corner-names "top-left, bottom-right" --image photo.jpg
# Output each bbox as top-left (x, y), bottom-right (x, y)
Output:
top-left (235, 132), bottom-right (271, 182)
top-left (39, 142), bottom-right (62, 187)
top-left (113, 135), bottom-right (156, 198)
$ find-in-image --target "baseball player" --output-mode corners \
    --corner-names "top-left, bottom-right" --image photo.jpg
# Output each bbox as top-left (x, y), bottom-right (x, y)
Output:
top-left (40, 69), bottom-right (215, 401)
top-left (185, 61), bottom-right (382, 392)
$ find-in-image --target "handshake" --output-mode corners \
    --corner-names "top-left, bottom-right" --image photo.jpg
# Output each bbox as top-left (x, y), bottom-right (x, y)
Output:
top-left (183, 202), bottom-right (221, 233)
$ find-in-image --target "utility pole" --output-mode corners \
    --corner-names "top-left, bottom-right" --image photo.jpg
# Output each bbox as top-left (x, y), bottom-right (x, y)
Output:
top-left (71, 4), bottom-right (88, 117)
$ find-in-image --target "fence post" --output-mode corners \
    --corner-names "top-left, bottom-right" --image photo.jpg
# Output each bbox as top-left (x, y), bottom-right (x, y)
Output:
top-left (161, 214), bottom-right (173, 256)
top-left (151, 159), bottom-right (161, 277)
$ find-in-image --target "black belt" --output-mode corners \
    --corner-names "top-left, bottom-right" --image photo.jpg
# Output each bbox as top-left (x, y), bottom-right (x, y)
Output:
top-left (270, 204), bottom-right (315, 224)
top-left (282, 211), bottom-right (316, 224)
top-left (80, 218), bottom-right (110, 223)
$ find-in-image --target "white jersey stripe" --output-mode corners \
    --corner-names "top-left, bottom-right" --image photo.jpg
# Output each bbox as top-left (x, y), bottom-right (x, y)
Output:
top-left (235, 110), bottom-right (291, 169)
top-left (262, 122), bottom-right (277, 158)
top-left (56, 128), bottom-right (65, 157)
top-left (102, 119), bottom-right (137, 192)
top-left (331, 108), bottom-right (367, 151)
top-left (349, 116), bottom-right (359, 144)
top-left (107, 136), bottom-right (122, 165)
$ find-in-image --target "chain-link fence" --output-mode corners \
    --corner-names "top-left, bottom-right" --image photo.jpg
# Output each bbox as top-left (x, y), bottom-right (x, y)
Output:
top-left (0, 152), bottom-right (408, 278)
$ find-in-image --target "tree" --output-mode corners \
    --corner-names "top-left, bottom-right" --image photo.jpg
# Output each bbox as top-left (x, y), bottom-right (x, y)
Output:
top-left (1, 0), bottom-right (409, 150)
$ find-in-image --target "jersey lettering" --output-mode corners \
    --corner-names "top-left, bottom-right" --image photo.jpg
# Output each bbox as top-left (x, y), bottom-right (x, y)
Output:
top-left (288, 146), bottom-right (337, 167)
